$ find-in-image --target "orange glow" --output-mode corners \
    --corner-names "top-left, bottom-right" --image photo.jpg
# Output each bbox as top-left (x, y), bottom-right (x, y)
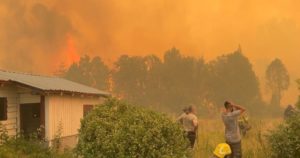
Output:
top-left (0, 0), bottom-right (299, 105)
top-left (62, 34), bottom-right (80, 67)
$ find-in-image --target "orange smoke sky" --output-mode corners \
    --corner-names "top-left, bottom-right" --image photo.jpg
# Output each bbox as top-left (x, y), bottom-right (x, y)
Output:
top-left (0, 0), bottom-right (299, 105)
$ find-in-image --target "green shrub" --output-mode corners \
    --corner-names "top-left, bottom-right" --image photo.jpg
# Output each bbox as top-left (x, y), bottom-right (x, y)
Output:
top-left (0, 135), bottom-right (75, 158)
top-left (0, 122), bottom-right (73, 158)
top-left (0, 122), bottom-right (9, 144)
top-left (267, 114), bottom-right (300, 158)
top-left (76, 99), bottom-right (189, 158)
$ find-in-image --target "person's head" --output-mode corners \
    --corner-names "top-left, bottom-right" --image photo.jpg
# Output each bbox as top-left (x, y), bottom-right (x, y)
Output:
top-left (182, 107), bottom-right (189, 114)
top-left (188, 105), bottom-right (197, 114)
top-left (224, 101), bottom-right (233, 112)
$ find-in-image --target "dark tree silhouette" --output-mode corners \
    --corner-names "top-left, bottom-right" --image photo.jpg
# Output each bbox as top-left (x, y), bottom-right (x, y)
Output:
top-left (58, 47), bottom-right (268, 115)
top-left (159, 48), bottom-right (208, 110)
top-left (143, 55), bottom-right (163, 106)
top-left (266, 58), bottom-right (290, 107)
top-left (62, 55), bottom-right (110, 90)
top-left (207, 47), bottom-right (262, 110)
top-left (112, 55), bottom-right (147, 103)
top-left (111, 48), bottom-right (209, 112)
top-left (296, 79), bottom-right (300, 108)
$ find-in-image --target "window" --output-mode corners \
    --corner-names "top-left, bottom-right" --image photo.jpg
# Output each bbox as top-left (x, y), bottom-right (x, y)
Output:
top-left (0, 97), bottom-right (7, 121)
top-left (83, 105), bottom-right (94, 117)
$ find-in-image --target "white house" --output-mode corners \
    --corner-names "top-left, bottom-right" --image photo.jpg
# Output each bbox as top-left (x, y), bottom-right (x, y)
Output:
top-left (0, 70), bottom-right (109, 147)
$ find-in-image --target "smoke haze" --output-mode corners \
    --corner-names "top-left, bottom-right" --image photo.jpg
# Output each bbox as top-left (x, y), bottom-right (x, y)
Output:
top-left (0, 0), bottom-right (299, 105)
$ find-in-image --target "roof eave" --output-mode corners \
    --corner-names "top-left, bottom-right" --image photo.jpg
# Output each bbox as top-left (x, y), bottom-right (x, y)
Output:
top-left (44, 90), bottom-right (111, 98)
top-left (3, 80), bottom-right (110, 97)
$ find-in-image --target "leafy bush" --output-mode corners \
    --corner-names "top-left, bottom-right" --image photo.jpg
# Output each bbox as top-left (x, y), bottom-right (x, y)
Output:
top-left (296, 98), bottom-right (300, 109)
top-left (0, 123), bottom-right (8, 144)
top-left (76, 99), bottom-right (189, 158)
top-left (0, 122), bottom-right (73, 158)
top-left (267, 114), bottom-right (300, 158)
top-left (0, 136), bottom-right (74, 158)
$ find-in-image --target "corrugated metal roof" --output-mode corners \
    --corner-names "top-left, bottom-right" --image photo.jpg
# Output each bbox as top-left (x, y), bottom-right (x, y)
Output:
top-left (0, 70), bottom-right (110, 96)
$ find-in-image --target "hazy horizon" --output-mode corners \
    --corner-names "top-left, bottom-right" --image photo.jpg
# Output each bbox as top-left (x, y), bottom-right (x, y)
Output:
top-left (0, 0), bottom-right (299, 106)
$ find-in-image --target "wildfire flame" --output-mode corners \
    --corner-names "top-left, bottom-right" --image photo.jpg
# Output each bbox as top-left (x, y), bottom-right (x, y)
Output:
top-left (62, 34), bottom-right (80, 67)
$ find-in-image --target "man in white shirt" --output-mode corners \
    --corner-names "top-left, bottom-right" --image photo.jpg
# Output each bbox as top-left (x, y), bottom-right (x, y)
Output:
top-left (178, 105), bottom-right (198, 148)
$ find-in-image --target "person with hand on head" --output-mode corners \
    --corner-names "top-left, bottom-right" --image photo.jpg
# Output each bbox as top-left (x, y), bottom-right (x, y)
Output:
top-left (222, 101), bottom-right (246, 158)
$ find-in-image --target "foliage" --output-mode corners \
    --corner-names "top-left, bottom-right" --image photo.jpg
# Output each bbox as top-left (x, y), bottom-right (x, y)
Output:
top-left (61, 55), bottom-right (110, 90)
top-left (296, 79), bottom-right (300, 109)
top-left (143, 55), bottom-right (164, 106)
top-left (112, 47), bottom-right (266, 114)
top-left (207, 47), bottom-right (263, 111)
top-left (112, 49), bottom-right (209, 112)
top-left (60, 47), bottom-right (273, 116)
top-left (113, 55), bottom-right (148, 103)
top-left (159, 48), bottom-right (208, 109)
top-left (266, 58), bottom-right (290, 107)
top-left (0, 123), bottom-right (73, 158)
top-left (194, 119), bottom-right (278, 158)
top-left (52, 121), bottom-right (64, 151)
top-left (0, 123), bottom-right (9, 144)
top-left (76, 99), bottom-right (189, 158)
top-left (268, 114), bottom-right (300, 158)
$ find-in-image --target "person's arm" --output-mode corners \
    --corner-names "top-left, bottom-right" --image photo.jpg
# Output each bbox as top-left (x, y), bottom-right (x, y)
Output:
top-left (193, 117), bottom-right (198, 132)
top-left (193, 119), bottom-right (198, 127)
top-left (232, 104), bottom-right (246, 114)
top-left (177, 113), bottom-right (184, 124)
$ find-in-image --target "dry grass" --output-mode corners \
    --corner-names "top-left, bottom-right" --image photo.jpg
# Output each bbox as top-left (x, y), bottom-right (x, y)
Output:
top-left (192, 118), bottom-right (282, 158)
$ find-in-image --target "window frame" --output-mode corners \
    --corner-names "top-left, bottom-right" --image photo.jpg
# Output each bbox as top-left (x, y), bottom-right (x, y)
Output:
top-left (0, 97), bottom-right (8, 121)
top-left (83, 104), bottom-right (94, 117)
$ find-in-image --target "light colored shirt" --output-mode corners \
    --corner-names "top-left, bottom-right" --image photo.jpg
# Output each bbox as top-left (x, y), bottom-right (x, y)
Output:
top-left (177, 113), bottom-right (187, 124)
top-left (222, 110), bottom-right (241, 143)
top-left (178, 113), bottom-right (198, 132)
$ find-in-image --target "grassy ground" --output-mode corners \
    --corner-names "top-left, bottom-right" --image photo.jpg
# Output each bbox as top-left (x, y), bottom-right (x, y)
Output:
top-left (193, 118), bottom-right (282, 158)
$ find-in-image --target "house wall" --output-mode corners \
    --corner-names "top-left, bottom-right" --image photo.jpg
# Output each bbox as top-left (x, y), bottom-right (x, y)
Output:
top-left (45, 95), bottom-right (104, 142)
top-left (0, 85), bottom-right (18, 136)
top-left (0, 84), bottom-right (42, 136)
top-left (19, 93), bottom-right (40, 104)
top-left (0, 83), bottom-right (106, 148)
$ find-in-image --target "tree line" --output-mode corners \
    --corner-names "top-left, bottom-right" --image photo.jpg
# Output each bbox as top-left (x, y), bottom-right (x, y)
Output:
top-left (57, 47), bottom-right (291, 116)
top-left (297, 79), bottom-right (300, 108)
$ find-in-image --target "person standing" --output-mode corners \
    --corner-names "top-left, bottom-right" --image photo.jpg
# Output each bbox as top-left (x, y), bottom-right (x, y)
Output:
top-left (178, 105), bottom-right (198, 148)
top-left (222, 101), bottom-right (246, 158)
top-left (177, 107), bottom-right (189, 124)
top-left (284, 105), bottom-right (298, 120)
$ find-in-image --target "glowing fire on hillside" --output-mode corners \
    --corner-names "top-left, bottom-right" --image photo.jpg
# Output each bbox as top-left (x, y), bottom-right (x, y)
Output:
top-left (61, 34), bottom-right (80, 67)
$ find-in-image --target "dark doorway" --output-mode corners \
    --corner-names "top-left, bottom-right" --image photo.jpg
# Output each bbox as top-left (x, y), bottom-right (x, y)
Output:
top-left (20, 103), bottom-right (41, 136)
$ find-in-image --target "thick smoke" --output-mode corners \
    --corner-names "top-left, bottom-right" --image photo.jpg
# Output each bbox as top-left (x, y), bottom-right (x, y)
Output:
top-left (0, 0), bottom-right (299, 104)
top-left (0, 0), bottom-right (73, 73)
top-left (1, 0), bottom-right (300, 73)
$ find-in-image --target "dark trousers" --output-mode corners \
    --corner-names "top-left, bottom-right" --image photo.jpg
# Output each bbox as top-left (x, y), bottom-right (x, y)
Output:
top-left (225, 141), bottom-right (242, 158)
top-left (187, 131), bottom-right (196, 148)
